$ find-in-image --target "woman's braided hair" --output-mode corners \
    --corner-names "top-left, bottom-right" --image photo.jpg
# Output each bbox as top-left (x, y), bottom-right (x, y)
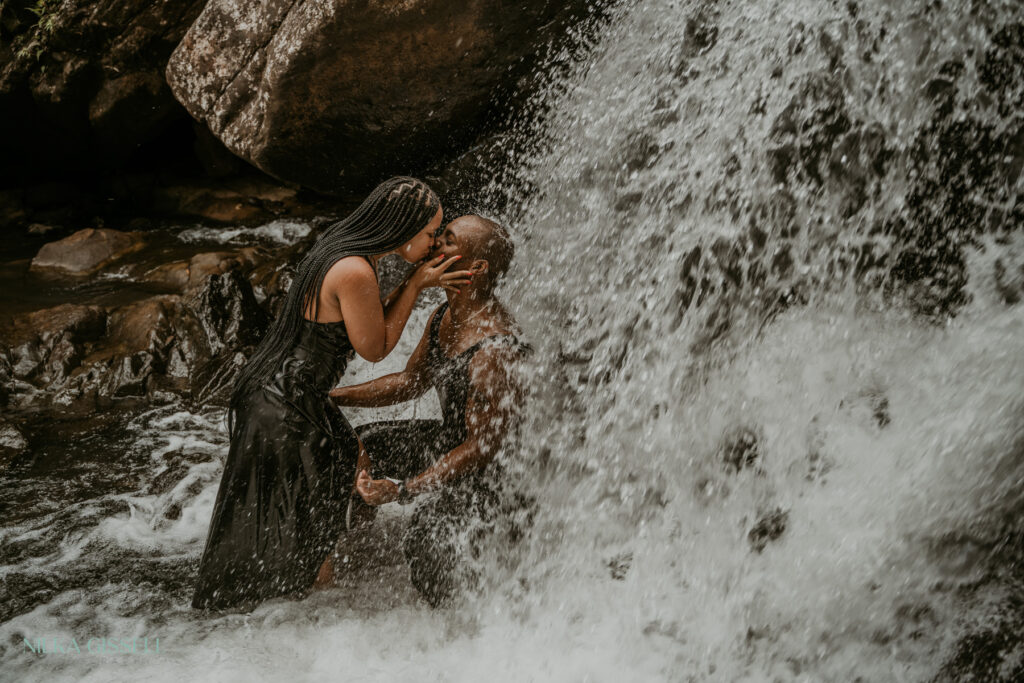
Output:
top-left (229, 176), bottom-right (439, 435)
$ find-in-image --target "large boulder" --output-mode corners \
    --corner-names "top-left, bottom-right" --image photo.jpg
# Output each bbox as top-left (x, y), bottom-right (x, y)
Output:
top-left (166, 0), bottom-right (595, 192)
top-left (30, 228), bottom-right (145, 276)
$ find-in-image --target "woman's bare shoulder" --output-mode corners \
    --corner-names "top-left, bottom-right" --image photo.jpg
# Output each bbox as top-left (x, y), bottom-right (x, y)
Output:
top-left (324, 255), bottom-right (376, 285)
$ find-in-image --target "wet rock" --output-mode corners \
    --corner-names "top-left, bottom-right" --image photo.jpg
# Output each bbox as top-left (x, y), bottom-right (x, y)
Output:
top-left (0, 420), bottom-right (29, 469)
top-left (189, 270), bottom-right (268, 357)
top-left (163, 502), bottom-right (182, 521)
top-left (27, 223), bottom-right (59, 236)
top-left (138, 247), bottom-right (268, 296)
top-left (720, 426), bottom-right (761, 473)
top-left (74, 295), bottom-right (208, 402)
top-left (38, 332), bottom-right (82, 387)
top-left (0, 303), bottom-right (107, 390)
top-left (151, 183), bottom-right (297, 224)
top-left (249, 259), bottom-right (295, 314)
top-left (140, 261), bottom-right (191, 293)
top-left (29, 228), bottom-right (145, 276)
top-left (186, 249), bottom-right (266, 292)
top-left (22, 304), bottom-right (107, 346)
top-left (166, 0), bottom-right (596, 192)
top-left (748, 508), bottom-right (788, 552)
top-left (10, 341), bottom-right (45, 381)
top-left (163, 306), bottom-right (211, 386)
top-left (98, 297), bottom-right (178, 359)
top-left (147, 463), bottom-right (192, 497)
top-left (101, 351), bottom-right (159, 398)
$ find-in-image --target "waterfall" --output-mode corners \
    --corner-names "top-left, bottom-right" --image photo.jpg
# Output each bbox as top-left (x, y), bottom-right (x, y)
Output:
top-left (1, 1), bottom-right (1021, 680)
top-left (470, 0), bottom-right (1024, 678)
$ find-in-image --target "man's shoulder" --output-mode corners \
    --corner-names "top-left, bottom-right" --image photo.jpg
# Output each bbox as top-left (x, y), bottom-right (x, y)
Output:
top-left (468, 337), bottom-right (528, 389)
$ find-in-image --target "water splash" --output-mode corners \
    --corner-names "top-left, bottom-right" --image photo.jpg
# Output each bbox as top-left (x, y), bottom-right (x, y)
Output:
top-left (2, 0), bottom-right (1023, 680)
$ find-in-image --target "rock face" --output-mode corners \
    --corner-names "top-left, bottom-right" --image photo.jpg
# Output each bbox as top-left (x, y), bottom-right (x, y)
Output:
top-left (1, 268), bottom-right (270, 412)
top-left (30, 228), bottom-right (145, 276)
top-left (0, 0), bottom-right (208, 183)
top-left (166, 0), bottom-right (594, 192)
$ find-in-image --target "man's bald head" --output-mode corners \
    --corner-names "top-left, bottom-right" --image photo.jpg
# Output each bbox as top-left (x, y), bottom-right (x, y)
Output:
top-left (449, 214), bottom-right (514, 285)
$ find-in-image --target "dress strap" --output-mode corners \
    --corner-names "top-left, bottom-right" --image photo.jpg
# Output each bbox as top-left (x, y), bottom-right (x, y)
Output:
top-left (429, 302), bottom-right (450, 347)
top-left (462, 333), bottom-right (530, 361)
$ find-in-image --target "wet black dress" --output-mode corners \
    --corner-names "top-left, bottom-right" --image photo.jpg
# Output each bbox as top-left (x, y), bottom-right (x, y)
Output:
top-left (356, 302), bottom-right (533, 606)
top-left (192, 317), bottom-right (359, 610)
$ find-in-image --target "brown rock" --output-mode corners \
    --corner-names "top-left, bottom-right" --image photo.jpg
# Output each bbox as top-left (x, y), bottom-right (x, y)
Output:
top-left (186, 248), bottom-right (265, 292)
top-left (137, 247), bottom-right (268, 295)
top-left (140, 260), bottom-right (191, 293)
top-left (88, 71), bottom-right (178, 148)
top-left (166, 0), bottom-right (594, 192)
top-left (30, 228), bottom-right (145, 276)
top-left (0, 420), bottom-right (29, 469)
top-left (91, 296), bottom-right (179, 360)
top-left (151, 181), bottom-right (299, 223)
top-left (0, 303), bottom-right (107, 349)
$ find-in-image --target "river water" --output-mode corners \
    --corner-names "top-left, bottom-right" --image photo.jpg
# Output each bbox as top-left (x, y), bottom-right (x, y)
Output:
top-left (3, 0), bottom-right (1023, 681)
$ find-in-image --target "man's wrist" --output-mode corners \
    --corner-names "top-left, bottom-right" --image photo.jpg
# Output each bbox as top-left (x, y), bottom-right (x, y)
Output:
top-left (383, 477), bottom-right (416, 505)
top-left (397, 479), bottom-right (415, 505)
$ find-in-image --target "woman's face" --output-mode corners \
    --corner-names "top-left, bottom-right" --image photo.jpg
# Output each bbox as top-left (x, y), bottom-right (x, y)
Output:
top-left (398, 206), bottom-right (443, 263)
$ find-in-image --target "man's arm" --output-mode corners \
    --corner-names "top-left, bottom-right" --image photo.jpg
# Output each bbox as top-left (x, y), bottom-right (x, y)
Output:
top-left (404, 342), bottom-right (524, 495)
top-left (329, 306), bottom-right (440, 408)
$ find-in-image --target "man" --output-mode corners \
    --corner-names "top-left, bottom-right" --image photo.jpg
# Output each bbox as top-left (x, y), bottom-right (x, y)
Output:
top-left (320, 214), bottom-right (531, 606)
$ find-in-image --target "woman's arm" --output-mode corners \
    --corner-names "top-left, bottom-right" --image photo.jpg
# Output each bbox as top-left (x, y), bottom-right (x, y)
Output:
top-left (332, 255), bottom-right (467, 363)
top-left (330, 306), bottom-right (440, 407)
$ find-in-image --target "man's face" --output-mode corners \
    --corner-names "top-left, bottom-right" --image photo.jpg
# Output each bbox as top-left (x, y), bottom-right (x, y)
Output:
top-left (432, 217), bottom-right (475, 262)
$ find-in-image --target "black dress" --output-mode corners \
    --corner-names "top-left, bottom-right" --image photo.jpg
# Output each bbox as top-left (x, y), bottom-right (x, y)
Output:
top-left (356, 302), bottom-right (533, 606)
top-left (192, 317), bottom-right (360, 610)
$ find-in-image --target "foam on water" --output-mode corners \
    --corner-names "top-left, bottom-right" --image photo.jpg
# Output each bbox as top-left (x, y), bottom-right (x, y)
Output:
top-left (176, 219), bottom-right (314, 246)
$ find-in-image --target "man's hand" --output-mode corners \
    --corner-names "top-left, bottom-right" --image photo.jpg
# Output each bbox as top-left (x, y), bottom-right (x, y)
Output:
top-left (355, 469), bottom-right (400, 506)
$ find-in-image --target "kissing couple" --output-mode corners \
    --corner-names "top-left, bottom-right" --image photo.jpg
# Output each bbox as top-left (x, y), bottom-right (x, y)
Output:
top-left (191, 177), bottom-right (531, 611)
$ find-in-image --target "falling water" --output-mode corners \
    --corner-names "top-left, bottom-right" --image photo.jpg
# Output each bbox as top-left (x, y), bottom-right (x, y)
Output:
top-left (3, 0), bottom-right (1023, 680)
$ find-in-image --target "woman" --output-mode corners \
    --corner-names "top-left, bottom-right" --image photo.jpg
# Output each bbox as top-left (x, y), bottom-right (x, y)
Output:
top-left (191, 177), bottom-right (471, 610)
